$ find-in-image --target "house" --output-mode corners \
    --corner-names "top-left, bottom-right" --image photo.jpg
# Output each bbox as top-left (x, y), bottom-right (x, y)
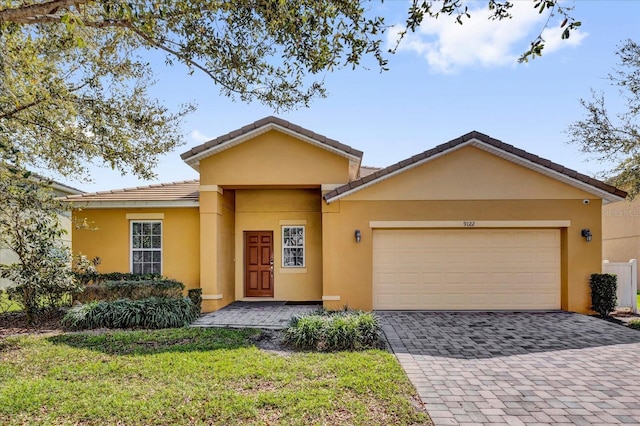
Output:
top-left (65, 117), bottom-right (627, 313)
top-left (0, 177), bottom-right (83, 289)
top-left (603, 197), bottom-right (639, 284)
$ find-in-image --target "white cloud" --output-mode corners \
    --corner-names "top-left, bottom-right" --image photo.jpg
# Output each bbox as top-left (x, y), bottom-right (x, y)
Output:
top-left (190, 129), bottom-right (211, 143)
top-left (388, 1), bottom-right (587, 73)
top-left (541, 24), bottom-right (588, 54)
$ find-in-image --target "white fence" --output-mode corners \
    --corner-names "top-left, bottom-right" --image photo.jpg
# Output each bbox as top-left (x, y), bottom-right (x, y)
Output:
top-left (603, 259), bottom-right (638, 313)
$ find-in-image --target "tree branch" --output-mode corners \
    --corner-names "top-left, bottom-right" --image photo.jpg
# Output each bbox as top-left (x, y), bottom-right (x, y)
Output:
top-left (125, 24), bottom-right (257, 98)
top-left (0, 0), bottom-right (88, 23)
top-left (1, 80), bottom-right (91, 120)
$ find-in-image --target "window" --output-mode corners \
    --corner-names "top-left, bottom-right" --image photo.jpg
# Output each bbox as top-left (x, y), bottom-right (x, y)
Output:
top-left (131, 221), bottom-right (162, 274)
top-left (282, 226), bottom-right (305, 267)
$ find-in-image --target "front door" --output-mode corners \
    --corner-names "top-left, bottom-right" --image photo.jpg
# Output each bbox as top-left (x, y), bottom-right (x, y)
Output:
top-left (244, 231), bottom-right (274, 297)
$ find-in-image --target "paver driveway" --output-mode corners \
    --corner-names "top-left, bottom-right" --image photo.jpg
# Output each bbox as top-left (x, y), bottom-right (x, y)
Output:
top-left (378, 311), bottom-right (640, 425)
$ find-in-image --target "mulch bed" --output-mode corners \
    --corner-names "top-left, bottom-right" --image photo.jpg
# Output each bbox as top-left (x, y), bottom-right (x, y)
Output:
top-left (0, 310), bottom-right (65, 339)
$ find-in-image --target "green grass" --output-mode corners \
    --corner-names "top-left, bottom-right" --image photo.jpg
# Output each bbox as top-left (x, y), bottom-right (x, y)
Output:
top-left (0, 328), bottom-right (428, 425)
top-left (0, 291), bottom-right (22, 313)
top-left (636, 293), bottom-right (640, 308)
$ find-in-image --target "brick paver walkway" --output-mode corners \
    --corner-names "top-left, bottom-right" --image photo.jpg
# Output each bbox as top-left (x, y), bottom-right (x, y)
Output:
top-left (378, 311), bottom-right (640, 425)
top-left (191, 301), bottom-right (319, 329)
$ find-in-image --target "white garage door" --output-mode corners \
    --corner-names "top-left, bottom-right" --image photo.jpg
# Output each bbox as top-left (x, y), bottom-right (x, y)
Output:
top-left (373, 229), bottom-right (561, 310)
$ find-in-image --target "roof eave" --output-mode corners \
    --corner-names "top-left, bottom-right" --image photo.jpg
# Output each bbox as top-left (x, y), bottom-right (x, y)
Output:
top-left (324, 138), bottom-right (627, 204)
top-left (182, 122), bottom-right (363, 171)
top-left (64, 200), bottom-right (200, 209)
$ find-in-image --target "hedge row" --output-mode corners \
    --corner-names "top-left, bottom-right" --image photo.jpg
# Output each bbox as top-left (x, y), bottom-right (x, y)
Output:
top-left (76, 279), bottom-right (184, 303)
top-left (74, 271), bottom-right (166, 285)
top-left (62, 297), bottom-right (198, 330)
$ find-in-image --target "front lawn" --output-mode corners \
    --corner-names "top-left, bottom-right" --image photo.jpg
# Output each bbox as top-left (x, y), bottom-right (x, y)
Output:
top-left (0, 328), bottom-right (428, 425)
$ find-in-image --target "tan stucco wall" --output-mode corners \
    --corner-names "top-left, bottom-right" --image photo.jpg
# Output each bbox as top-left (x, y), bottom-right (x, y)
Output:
top-left (346, 146), bottom-right (594, 201)
top-left (323, 147), bottom-right (603, 314)
top-left (72, 208), bottom-right (200, 290)
top-left (198, 130), bottom-right (350, 186)
top-left (603, 197), bottom-right (640, 284)
top-left (232, 188), bottom-right (323, 303)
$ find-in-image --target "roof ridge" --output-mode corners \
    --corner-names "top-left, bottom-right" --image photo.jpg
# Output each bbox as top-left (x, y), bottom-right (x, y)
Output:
top-left (180, 116), bottom-right (363, 162)
top-left (324, 131), bottom-right (627, 203)
top-left (65, 179), bottom-right (200, 199)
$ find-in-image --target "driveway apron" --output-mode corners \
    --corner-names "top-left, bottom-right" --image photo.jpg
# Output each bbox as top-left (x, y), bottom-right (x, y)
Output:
top-left (378, 311), bottom-right (640, 425)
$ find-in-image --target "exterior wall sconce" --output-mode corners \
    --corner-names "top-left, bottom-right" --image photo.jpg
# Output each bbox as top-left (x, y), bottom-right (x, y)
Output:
top-left (354, 229), bottom-right (361, 243)
top-left (581, 228), bottom-right (592, 242)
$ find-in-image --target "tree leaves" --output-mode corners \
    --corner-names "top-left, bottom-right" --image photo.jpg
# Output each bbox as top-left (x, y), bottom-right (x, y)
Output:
top-left (567, 39), bottom-right (640, 198)
top-left (0, 1), bottom-right (582, 181)
top-left (0, 165), bottom-right (81, 324)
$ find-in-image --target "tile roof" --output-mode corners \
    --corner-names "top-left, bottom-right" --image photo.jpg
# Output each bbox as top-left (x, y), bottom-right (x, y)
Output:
top-left (30, 173), bottom-right (84, 195)
top-left (63, 180), bottom-right (199, 202)
top-left (180, 116), bottom-right (363, 161)
top-left (359, 166), bottom-right (381, 178)
top-left (324, 131), bottom-right (628, 202)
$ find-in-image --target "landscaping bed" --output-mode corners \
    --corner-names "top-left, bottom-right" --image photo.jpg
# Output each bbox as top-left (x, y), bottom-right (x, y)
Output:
top-left (0, 310), bottom-right (65, 339)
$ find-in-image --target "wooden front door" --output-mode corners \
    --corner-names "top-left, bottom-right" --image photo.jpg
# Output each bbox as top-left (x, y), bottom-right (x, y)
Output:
top-left (244, 231), bottom-right (274, 297)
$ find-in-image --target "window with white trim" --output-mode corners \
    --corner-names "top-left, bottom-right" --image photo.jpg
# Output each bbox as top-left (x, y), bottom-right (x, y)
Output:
top-left (131, 221), bottom-right (162, 274)
top-left (282, 226), bottom-right (305, 267)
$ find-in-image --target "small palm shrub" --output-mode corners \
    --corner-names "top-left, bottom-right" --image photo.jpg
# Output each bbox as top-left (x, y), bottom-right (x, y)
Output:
top-left (62, 297), bottom-right (198, 330)
top-left (284, 309), bottom-right (383, 351)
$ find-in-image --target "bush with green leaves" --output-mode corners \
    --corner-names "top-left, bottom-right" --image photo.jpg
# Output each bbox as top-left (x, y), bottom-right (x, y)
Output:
top-left (73, 271), bottom-right (165, 286)
top-left (628, 320), bottom-right (640, 330)
top-left (62, 297), bottom-right (198, 330)
top-left (76, 279), bottom-right (184, 303)
top-left (0, 170), bottom-right (83, 323)
top-left (284, 309), bottom-right (383, 351)
top-left (590, 273), bottom-right (618, 318)
top-left (188, 288), bottom-right (203, 314)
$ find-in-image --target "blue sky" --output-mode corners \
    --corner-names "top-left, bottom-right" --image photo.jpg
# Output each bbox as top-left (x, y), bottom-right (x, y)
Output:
top-left (61, 0), bottom-right (640, 193)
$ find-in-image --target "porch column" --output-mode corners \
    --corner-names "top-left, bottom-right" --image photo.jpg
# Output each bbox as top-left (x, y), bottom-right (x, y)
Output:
top-left (199, 186), bottom-right (223, 312)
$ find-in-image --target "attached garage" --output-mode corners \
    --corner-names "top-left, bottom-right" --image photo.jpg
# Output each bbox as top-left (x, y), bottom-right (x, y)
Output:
top-left (373, 228), bottom-right (561, 310)
top-left (321, 131), bottom-right (628, 314)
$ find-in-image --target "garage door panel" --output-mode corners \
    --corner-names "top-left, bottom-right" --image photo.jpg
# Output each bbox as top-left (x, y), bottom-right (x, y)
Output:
top-left (373, 229), bottom-right (561, 310)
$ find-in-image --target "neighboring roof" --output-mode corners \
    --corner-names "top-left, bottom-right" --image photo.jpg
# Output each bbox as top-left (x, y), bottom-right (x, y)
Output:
top-left (180, 116), bottom-right (363, 173)
top-left (63, 180), bottom-right (200, 207)
top-left (0, 167), bottom-right (84, 195)
top-left (324, 131), bottom-right (628, 204)
top-left (32, 174), bottom-right (83, 196)
top-left (359, 166), bottom-right (381, 178)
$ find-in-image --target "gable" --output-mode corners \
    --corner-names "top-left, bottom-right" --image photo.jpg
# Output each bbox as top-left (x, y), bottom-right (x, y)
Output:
top-left (342, 145), bottom-right (595, 201)
top-left (199, 129), bottom-right (352, 186)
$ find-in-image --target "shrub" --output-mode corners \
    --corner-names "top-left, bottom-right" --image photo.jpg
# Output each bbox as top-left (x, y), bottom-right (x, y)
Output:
top-left (284, 309), bottom-right (383, 351)
top-left (72, 271), bottom-right (166, 286)
top-left (628, 320), bottom-right (640, 330)
top-left (97, 272), bottom-right (165, 282)
top-left (62, 297), bottom-right (198, 330)
top-left (590, 273), bottom-right (618, 318)
top-left (0, 173), bottom-right (82, 324)
top-left (72, 255), bottom-right (101, 286)
top-left (76, 279), bottom-right (184, 303)
top-left (187, 288), bottom-right (203, 314)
